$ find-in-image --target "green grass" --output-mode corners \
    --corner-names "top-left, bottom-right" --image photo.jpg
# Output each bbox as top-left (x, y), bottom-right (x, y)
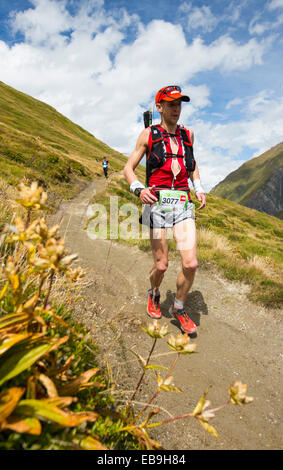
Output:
top-left (1, 80), bottom-right (281, 308)
top-left (0, 81), bottom-right (129, 207)
top-left (90, 176), bottom-right (283, 309)
top-left (211, 142), bottom-right (283, 218)
top-left (0, 303), bottom-right (140, 451)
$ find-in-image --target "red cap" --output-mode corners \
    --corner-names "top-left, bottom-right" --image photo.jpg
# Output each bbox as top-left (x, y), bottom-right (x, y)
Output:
top-left (155, 86), bottom-right (190, 104)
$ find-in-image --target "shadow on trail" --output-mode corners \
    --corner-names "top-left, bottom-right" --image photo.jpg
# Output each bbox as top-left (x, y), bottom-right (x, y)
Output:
top-left (160, 289), bottom-right (208, 335)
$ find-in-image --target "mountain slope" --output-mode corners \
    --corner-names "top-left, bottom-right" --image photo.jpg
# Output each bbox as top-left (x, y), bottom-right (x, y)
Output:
top-left (211, 142), bottom-right (283, 219)
top-left (90, 171), bottom-right (283, 308)
top-left (0, 81), bottom-right (133, 205)
top-left (0, 81), bottom-right (282, 308)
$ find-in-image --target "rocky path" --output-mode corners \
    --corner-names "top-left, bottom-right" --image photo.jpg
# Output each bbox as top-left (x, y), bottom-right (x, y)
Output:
top-left (48, 179), bottom-right (282, 450)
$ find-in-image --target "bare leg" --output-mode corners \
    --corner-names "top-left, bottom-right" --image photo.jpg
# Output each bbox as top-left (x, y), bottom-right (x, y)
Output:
top-left (173, 218), bottom-right (198, 302)
top-left (149, 227), bottom-right (168, 293)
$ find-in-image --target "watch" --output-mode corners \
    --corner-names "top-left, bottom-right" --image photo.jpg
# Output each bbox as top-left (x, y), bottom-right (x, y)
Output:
top-left (134, 187), bottom-right (143, 197)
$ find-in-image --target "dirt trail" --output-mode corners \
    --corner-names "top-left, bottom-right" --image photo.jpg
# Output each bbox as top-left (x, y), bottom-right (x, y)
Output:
top-left (48, 179), bottom-right (282, 450)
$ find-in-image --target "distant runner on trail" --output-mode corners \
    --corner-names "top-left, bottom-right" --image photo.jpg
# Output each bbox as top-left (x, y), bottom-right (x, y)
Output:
top-left (123, 85), bottom-right (206, 335)
top-left (102, 157), bottom-right (109, 178)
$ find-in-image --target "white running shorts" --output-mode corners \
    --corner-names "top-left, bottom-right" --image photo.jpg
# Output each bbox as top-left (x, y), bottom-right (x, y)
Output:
top-left (140, 201), bottom-right (195, 229)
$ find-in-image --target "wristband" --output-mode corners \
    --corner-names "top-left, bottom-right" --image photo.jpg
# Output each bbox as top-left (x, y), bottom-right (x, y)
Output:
top-left (130, 180), bottom-right (145, 194)
top-left (192, 178), bottom-right (205, 194)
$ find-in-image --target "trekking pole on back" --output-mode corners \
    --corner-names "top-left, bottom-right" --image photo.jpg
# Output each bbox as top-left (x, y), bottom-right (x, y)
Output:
top-left (143, 110), bottom-right (152, 128)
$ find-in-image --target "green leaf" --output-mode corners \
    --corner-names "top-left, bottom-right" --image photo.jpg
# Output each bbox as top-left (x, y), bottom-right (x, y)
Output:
top-left (0, 333), bottom-right (30, 356)
top-left (159, 385), bottom-right (182, 393)
top-left (14, 399), bottom-right (98, 427)
top-left (145, 364), bottom-right (168, 371)
top-left (0, 312), bottom-right (31, 332)
top-left (0, 281), bottom-right (8, 301)
top-left (0, 387), bottom-right (25, 422)
top-left (198, 419), bottom-right (220, 440)
top-left (0, 341), bottom-right (54, 386)
top-left (75, 436), bottom-right (107, 450)
top-left (129, 349), bottom-right (146, 368)
top-left (192, 386), bottom-right (211, 417)
top-left (2, 416), bottom-right (42, 435)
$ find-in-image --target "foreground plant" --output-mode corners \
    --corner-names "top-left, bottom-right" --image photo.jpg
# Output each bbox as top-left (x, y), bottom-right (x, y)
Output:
top-left (0, 181), bottom-right (109, 449)
top-left (121, 319), bottom-right (254, 448)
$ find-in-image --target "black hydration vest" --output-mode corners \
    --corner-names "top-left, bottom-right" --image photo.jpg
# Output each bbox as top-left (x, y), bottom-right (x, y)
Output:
top-left (146, 125), bottom-right (196, 186)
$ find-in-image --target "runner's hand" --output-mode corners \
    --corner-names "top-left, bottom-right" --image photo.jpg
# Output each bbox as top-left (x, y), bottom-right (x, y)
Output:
top-left (140, 186), bottom-right (158, 205)
top-left (196, 192), bottom-right (206, 210)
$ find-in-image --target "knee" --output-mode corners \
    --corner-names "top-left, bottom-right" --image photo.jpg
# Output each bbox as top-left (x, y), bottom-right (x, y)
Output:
top-left (155, 258), bottom-right (168, 274)
top-left (182, 257), bottom-right (198, 272)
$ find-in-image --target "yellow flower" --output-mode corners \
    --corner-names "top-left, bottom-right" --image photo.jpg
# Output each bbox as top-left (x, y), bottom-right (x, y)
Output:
top-left (2, 257), bottom-right (20, 290)
top-left (198, 400), bottom-right (216, 421)
top-left (16, 181), bottom-right (47, 210)
top-left (36, 218), bottom-right (60, 242)
top-left (167, 333), bottom-right (197, 354)
top-left (6, 217), bottom-right (41, 245)
top-left (31, 238), bottom-right (77, 273)
top-left (229, 381), bottom-right (254, 406)
top-left (66, 266), bottom-right (85, 283)
top-left (156, 373), bottom-right (182, 393)
top-left (3, 257), bottom-right (18, 276)
top-left (157, 375), bottom-right (174, 388)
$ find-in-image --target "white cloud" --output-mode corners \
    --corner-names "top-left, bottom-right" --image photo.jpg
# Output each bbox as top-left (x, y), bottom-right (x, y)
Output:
top-left (179, 2), bottom-right (218, 33)
top-left (249, 2), bottom-right (283, 36)
top-left (246, 89), bottom-right (273, 114)
top-left (268, 0), bottom-right (283, 10)
top-left (190, 92), bottom-right (283, 191)
top-left (249, 18), bottom-right (269, 35)
top-left (226, 97), bottom-right (243, 109)
top-left (224, 1), bottom-right (245, 24)
top-left (11, 0), bottom-right (72, 45)
top-left (0, 0), bottom-right (280, 193)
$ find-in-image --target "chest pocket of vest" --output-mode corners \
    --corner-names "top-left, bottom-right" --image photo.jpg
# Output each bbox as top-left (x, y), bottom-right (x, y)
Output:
top-left (181, 130), bottom-right (196, 173)
top-left (183, 142), bottom-right (196, 172)
top-left (149, 137), bottom-right (166, 169)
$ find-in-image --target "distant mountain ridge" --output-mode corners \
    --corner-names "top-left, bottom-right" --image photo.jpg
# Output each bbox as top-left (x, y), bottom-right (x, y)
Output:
top-left (211, 142), bottom-right (283, 219)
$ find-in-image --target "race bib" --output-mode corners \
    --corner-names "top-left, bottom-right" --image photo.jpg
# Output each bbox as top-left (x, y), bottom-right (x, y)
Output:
top-left (158, 190), bottom-right (188, 212)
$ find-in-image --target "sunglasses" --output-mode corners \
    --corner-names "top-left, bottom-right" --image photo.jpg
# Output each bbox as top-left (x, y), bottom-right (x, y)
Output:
top-left (162, 85), bottom-right (181, 93)
top-left (156, 85), bottom-right (182, 103)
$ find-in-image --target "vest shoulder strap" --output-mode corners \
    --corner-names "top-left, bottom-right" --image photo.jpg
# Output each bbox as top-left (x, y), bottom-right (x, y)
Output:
top-left (147, 125), bottom-right (162, 159)
top-left (150, 125), bottom-right (163, 142)
top-left (179, 126), bottom-right (193, 146)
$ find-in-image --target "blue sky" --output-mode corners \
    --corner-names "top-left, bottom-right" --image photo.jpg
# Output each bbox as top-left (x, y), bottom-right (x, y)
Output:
top-left (0, 0), bottom-right (283, 190)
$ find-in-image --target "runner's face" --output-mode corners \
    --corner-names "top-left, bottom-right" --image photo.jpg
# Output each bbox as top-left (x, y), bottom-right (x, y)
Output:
top-left (158, 99), bottom-right (182, 125)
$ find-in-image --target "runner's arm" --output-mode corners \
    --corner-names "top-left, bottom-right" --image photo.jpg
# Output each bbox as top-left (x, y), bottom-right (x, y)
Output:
top-left (123, 128), bottom-right (149, 181)
top-left (123, 129), bottom-right (158, 205)
top-left (188, 129), bottom-right (206, 210)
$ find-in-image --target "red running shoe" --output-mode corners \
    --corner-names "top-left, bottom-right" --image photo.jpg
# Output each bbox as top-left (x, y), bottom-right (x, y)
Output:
top-left (147, 290), bottom-right (162, 319)
top-left (169, 307), bottom-right (197, 335)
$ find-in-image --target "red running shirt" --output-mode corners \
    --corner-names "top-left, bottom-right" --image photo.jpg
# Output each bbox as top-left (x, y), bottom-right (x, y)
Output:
top-left (147, 125), bottom-right (192, 199)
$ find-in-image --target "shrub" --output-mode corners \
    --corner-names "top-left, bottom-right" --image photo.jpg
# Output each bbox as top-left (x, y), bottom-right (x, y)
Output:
top-left (0, 181), bottom-right (138, 449)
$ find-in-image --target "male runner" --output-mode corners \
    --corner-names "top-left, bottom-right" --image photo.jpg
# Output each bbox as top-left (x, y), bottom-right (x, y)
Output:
top-left (102, 157), bottom-right (109, 178)
top-left (123, 86), bottom-right (206, 335)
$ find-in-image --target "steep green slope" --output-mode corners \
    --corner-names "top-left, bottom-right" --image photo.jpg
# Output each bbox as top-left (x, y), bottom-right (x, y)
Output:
top-left (91, 175), bottom-right (283, 308)
top-left (1, 81), bottom-right (281, 308)
top-left (211, 142), bottom-right (283, 218)
top-left (0, 81), bottom-right (131, 205)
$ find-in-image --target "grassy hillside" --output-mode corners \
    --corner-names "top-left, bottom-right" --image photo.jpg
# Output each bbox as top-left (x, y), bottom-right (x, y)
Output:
top-left (211, 142), bottom-right (283, 216)
top-left (0, 81), bottom-right (131, 207)
top-left (90, 174), bottom-right (283, 309)
top-left (0, 81), bottom-right (281, 309)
